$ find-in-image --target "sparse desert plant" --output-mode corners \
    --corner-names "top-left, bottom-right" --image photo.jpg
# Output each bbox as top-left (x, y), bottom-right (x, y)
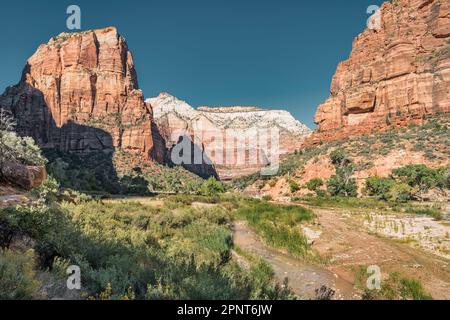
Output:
top-left (314, 285), bottom-right (336, 300)
top-left (305, 178), bottom-right (324, 192)
top-left (288, 180), bottom-right (300, 193)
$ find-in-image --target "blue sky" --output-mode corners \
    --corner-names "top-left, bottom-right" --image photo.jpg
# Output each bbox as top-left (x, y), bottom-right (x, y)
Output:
top-left (0, 0), bottom-right (384, 128)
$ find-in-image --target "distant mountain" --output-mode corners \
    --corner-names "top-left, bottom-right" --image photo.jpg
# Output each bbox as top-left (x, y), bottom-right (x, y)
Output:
top-left (147, 93), bottom-right (311, 180)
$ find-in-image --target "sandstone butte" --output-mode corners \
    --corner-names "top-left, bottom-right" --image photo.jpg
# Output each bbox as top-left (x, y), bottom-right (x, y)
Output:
top-left (309, 0), bottom-right (450, 145)
top-left (0, 27), bottom-right (164, 163)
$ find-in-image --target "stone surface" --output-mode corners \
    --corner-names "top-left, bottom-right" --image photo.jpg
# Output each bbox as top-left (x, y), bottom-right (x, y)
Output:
top-left (0, 27), bottom-right (160, 161)
top-left (147, 93), bottom-right (311, 180)
top-left (311, 0), bottom-right (450, 144)
top-left (0, 162), bottom-right (47, 190)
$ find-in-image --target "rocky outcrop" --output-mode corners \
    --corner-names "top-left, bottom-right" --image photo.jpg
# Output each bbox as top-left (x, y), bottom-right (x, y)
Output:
top-left (1, 162), bottom-right (47, 190)
top-left (312, 0), bottom-right (450, 143)
top-left (0, 27), bottom-right (160, 161)
top-left (147, 93), bottom-right (311, 179)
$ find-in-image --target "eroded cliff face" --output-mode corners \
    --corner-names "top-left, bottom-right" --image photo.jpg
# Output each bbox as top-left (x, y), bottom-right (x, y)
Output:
top-left (313, 0), bottom-right (449, 143)
top-left (0, 27), bottom-right (160, 161)
top-left (148, 93), bottom-right (311, 180)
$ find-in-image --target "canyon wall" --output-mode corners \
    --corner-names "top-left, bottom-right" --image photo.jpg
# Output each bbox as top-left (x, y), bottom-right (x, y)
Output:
top-left (0, 27), bottom-right (161, 161)
top-left (148, 93), bottom-right (311, 179)
top-left (312, 0), bottom-right (449, 144)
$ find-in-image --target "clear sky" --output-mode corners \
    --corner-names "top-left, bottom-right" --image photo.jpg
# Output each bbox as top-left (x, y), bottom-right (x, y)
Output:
top-left (0, 0), bottom-right (385, 128)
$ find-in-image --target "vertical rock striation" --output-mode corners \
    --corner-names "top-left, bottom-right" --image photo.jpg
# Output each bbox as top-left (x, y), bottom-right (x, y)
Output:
top-left (0, 27), bottom-right (159, 160)
top-left (312, 0), bottom-right (449, 143)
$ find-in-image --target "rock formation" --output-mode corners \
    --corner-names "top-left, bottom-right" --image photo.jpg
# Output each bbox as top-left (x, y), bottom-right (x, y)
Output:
top-left (148, 93), bottom-right (311, 179)
top-left (312, 0), bottom-right (449, 144)
top-left (0, 27), bottom-right (161, 161)
top-left (0, 162), bottom-right (47, 190)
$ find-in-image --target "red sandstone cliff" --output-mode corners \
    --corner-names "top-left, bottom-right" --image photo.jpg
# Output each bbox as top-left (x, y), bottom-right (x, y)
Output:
top-left (0, 27), bottom-right (161, 161)
top-left (312, 0), bottom-right (449, 143)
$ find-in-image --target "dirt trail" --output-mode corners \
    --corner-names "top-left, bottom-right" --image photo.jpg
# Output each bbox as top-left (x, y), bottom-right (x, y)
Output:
top-left (232, 221), bottom-right (358, 300)
top-left (310, 207), bottom-right (450, 300)
top-left (233, 202), bottom-right (450, 300)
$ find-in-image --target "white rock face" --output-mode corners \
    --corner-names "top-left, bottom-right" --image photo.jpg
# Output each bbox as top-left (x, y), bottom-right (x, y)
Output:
top-left (147, 92), bottom-right (311, 180)
top-left (147, 92), bottom-right (311, 136)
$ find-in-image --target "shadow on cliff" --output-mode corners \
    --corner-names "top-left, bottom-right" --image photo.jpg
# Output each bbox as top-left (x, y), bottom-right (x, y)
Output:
top-left (1, 82), bottom-right (149, 195)
top-left (168, 135), bottom-right (218, 180)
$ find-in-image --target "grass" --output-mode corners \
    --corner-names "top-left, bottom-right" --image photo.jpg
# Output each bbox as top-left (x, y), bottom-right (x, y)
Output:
top-left (354, 266), bottom-right (433, 300)
top-left (234, 199), bottom-right (315, 259)
top-left (294, 196), bottom-right (446, 220)
top-left (0, 196), bottom-right (298, 300)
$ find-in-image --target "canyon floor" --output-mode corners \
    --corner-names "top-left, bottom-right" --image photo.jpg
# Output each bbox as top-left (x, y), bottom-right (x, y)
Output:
top-left (108, 196), bottom-right (449, 300)
top-left (234, 201), bottom-right (449, 300)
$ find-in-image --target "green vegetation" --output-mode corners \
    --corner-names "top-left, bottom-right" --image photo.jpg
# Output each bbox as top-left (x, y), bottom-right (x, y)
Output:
top-left (392, 164), bottom-right (449, 193)
top-left (200, 177), bottom-right (227, 196)
top-left (365, 165), bottom-right (449, 203)
top-left (354, 267), bottom-right (432, 300)
top-left (305, 178), bottom-right (324, 192)
top-left (0, 194), bottom-right (309, 300)
top-left (365, 176), bottom-right (396, 201)
top-left (288, 180), bottom-right (300, 193)
top-left (295, 196), bottom-right (445, 219)
top-left (0, 249), bottom-right (39, 300)
top-left (234, 114), bottom-right (449, 193)
top-left (235, 200), bottom-right (315, 259)
top-left (327, 150), bottom-right (358, 197)
top-left (45, 150), bottom-right (207, 195)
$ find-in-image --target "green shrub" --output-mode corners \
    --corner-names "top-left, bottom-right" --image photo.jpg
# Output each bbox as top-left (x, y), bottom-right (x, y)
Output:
top-left (327, 174), bottom-right (358, 197)
top-left (200, 177), bottom-right (226, 196)
top-left (305, 178), bottom-right (324, 192)
top-left (362, 272), bottom-right (432, 300)
top-left (0, 131), bottom-right (47, 167)
top-left (388, 183), bottom-right (414, 203)
top-left (365, 176), bottom-right (396, 200)
top-left (288, 180), bottom-right (300, 193)
top-left (1, 197), bottom-right (294, 300)
top-left (392, 164), bottom-right (444, 192)
top-left (329, 149), bottom-right (349, 167)
top-left (31, 176), bottom-right (60, 204)
top-left (0, 249), bottom-right (40, 300)
top-left (327, 149), bottom-right (357, 197)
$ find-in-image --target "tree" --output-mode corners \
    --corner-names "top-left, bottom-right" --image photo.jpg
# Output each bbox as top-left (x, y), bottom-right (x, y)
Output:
top-left (365, 176), bottom-right (396, 200)
top-left (327, 149), bottom-right (357, 197)
top-left (392, 164), bottom-right (439, 192)
top-left (0, 108), bottom-right (16, 132)
top-left (0, 131), bottom-right (47, 168)
top-left (327, 174), bottom-right (358, 197)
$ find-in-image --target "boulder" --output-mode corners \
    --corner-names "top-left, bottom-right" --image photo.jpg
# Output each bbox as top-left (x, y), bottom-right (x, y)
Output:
top-left (1, 162), bottom-right (47, 190)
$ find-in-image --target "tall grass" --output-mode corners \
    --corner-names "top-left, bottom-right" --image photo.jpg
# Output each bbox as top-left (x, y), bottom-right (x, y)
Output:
top-left (235, 200), bottom-right (315, 258)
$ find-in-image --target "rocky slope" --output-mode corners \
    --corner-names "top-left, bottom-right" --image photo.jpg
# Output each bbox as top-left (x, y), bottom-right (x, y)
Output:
top-left (147, 93), bottom-right (311, 179)
top-left (311, 0), bottom-right (449, 144)
top-left (0, 27), bottom-right (161, 162)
